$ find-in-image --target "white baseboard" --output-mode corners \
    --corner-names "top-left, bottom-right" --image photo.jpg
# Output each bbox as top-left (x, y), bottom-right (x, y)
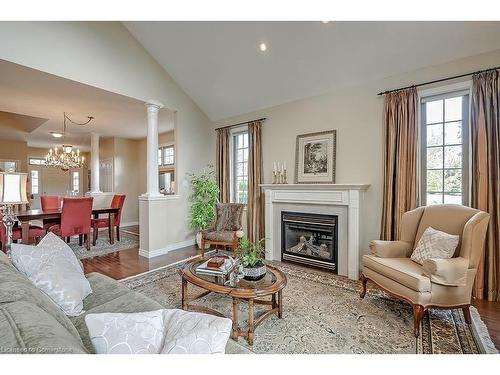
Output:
top-left (121, 221), bottom-right (139, 227)
top-left (138, 238), bottom-right (196, 258)
top-left (95, 221), bottom-right (139, 233)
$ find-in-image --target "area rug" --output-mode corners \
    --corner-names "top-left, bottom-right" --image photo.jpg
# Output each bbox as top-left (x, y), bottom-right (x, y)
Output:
top-left (67, 232), bottom-right (139, 260)
top-left (122, 261), bottom-right (498, 354)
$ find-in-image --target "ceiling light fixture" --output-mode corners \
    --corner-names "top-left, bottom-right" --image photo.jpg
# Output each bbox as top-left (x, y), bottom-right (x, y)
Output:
top-left (50, 132), bottom-right (64, 138)
top-left (259, 43), bottom-right (267, 52)
top-left (45, 112), bottom-right (93, 171)
top-left (321, 21), bottom-right (330, 24)
top-left (49, 112), bottom-right (94, 140)
top-left (45, 146), bottom-right (84, 172)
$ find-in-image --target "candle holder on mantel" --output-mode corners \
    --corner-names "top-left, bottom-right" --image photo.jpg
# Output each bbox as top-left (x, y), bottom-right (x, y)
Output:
top-left (272, 170), bottom-right (279, 184)
top-left (272, 169), bottom-right (288, 184)
top-left (282, 169), bottom-right (288, 184)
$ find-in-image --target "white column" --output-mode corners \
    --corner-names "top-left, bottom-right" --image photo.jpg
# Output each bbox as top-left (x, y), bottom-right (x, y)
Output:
top-left (143, 100), bottom-right (164, 197)
top-left (90, 132), bottom-right (101, 193)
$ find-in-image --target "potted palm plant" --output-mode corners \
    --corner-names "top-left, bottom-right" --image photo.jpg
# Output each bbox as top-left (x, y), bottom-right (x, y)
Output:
top-left (188, 166), bottom-right (219, 249)
top-left (235, 237), bottom-right (266, 281)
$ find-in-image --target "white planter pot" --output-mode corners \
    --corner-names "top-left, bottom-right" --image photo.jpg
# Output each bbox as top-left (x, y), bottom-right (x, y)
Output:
top-left (196, 232), bottom-right (211, 250)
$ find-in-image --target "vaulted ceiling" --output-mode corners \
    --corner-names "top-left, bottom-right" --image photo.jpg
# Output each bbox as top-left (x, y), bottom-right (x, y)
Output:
top-left (124, 21), bottom-right (500, 121)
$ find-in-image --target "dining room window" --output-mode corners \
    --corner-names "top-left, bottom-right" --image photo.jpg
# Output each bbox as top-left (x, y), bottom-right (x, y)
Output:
top-left (420, 90), bottom-right (469, 205)
top-left (158, 145), bottom-right (175, 166)
top-left (163, 145), bottom-right (174, 165)
top-left (29, 158), bottom-right (46, 166)
top-left (72, 171), bottom-right (80, 193)
top-left (31, 170), bottom-right (39, 195)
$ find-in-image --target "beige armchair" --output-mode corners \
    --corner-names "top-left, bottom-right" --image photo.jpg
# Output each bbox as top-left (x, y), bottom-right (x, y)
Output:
top-left (360, 204), bottom-right (489, 337)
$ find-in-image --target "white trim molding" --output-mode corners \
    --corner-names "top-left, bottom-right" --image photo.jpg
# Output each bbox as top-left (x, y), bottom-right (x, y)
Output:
top-left (138, 194), bottom-right (179, 201)
top-left (121, 221), bottom-right (139, 227)
top-left (139, 238), bottom-right (195, 258)
top-left (260, 183), bottom-right (370, 280)
top-left (418, 80), bottom-right (472, 100)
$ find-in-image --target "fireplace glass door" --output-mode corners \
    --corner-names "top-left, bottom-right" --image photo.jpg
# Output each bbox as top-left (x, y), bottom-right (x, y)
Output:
top-left (281, 211), bottom-right (338, 271)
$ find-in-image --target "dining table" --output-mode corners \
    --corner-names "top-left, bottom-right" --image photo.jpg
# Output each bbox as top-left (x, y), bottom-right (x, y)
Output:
top-left (16, 207), bottom-right (120, 245)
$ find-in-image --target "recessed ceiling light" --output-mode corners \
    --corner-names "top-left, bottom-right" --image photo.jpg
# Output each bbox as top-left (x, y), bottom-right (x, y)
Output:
top-left (50, 132), bottom-right (64, 138)
top-left (321, 21), bottom-right (330, 24)
top-left (259, 43), bottom-right (267, 52)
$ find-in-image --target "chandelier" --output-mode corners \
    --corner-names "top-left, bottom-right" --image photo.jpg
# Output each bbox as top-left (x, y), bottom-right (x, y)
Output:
top-left (45, 146), bottom-right (84, 171)
top-left (45, 112), bottom-right (93, 171)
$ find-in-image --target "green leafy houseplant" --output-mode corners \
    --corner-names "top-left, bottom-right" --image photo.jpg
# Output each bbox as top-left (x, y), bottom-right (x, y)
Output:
top-left (235, 237), bottom-right (266, 267)
top-left (188, 166), bottom-right (220, 232)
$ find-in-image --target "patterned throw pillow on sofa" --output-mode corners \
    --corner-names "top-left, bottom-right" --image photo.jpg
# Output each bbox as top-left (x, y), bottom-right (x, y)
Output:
top-left (85, 310), bottom-right (167, 354)
top-left (410, 226), bottom-right (459, 265)
top-left (84, 309), bottom-right (232, 354)
top-left (10, 232), bottom-right (92, 316)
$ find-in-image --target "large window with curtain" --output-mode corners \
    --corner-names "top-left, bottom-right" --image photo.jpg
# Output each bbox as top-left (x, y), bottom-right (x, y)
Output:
top-left (231, 129), bottom-right (249, 204)
top-left (420, 90), bottom-right (469, 205)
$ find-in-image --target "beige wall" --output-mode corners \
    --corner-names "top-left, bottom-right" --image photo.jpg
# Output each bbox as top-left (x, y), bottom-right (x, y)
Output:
top-left (89, 130), bottom-right (175, 225)
top-left (159, 130), bottom-right (175, 145)
top-left (0, 139), bottom-right (28, 172)
top-left (213, 48), bottom-right (500, 249)
top-left (113, 138), bottom-right (141, 224)
top-left (99, 138), bottom-right (115, 160)
top-left (93, 137), bottom-right (142, 225)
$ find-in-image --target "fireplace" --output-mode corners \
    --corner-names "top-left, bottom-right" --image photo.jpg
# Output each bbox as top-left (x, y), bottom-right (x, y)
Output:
top-left (281, 211), bottom-right (338, 272)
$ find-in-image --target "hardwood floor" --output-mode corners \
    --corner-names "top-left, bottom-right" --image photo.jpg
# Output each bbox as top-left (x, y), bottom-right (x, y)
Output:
top-left (472, 298), bottom-right (500, 349)
top-left (83, 244), bottom-right (202, 280)
top-left (121, 225), bottom-right (139, 236)
top-left (82, 236), bottom-right (499, 351)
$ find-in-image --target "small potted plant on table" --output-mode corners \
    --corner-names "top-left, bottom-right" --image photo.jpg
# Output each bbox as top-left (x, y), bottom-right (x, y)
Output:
top-left (235, 237), bottom-right (266, 281)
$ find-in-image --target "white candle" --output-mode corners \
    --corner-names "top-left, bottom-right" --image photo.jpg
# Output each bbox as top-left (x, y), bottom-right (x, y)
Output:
top-left (284, 160), bottom-right (286, 171)
top-left (273, 162), bottom-right (277, 173)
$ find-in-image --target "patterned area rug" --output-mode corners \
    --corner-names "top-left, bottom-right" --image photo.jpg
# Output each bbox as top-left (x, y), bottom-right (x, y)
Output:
top-left (67, 232), bottom-right (139, 260)
top-left (123, 261), bottom-right (497, 354)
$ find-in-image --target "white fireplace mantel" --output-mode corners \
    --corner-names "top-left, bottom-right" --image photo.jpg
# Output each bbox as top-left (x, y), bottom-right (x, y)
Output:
top-left (260, 183), bottom-right (370, 280)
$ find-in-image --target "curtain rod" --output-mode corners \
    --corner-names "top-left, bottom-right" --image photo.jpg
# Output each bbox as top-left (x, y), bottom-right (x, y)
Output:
top-left (214, 117), bottom-right (266, 131)
top-left (377, 65), bottom-right (500, 96)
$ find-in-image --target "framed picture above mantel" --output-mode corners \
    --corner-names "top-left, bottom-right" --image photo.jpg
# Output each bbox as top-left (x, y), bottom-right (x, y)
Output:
top-left (295, 130), bottom-right (336, 184)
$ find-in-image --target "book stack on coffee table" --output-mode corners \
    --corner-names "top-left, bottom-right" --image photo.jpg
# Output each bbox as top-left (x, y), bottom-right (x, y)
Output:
top-left (195, 256), bottom-right (236, 277)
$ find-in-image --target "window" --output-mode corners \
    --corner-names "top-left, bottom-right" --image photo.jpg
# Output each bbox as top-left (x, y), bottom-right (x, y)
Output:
top-left (159, 171), bottom-right (175, 194)
top-left (72, 171), bottom-right (80, 193)
top-left (232, 130), bottom-right (249, 204)
top-left (31, 170), bottom-right (39, 195)
top-left (158, 145), bottom-right (175, 166)
top-left (0, 160), bottom-right (18, 172)
top-left (29, 158), bottom-right (45, 165)
top-left (163, 146), bottom-right (174, 165)
top-left (421, 91), bottom-right (469, 205)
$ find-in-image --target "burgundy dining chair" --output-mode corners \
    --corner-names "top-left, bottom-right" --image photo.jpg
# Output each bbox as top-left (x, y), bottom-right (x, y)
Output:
top-left (92, 194), bottom-right (126, 246)
top-left (47, 197), bottom-right (93, 251)
top-left (40, 195), bottom-right (63, 229)
top-left (0, 212), bottom-right (46, 253)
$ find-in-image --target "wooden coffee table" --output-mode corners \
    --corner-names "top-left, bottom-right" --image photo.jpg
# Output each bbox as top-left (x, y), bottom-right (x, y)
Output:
top-left (180, 257), bottom-right (287, 345)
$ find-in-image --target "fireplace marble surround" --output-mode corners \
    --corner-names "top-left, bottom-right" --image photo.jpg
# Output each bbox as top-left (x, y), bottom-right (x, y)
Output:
top-left (260, 184), bottom-right (370, 280)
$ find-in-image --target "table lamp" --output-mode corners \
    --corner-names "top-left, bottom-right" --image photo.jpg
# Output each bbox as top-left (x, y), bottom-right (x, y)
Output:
top-left (0, 172), bottom-right (28, 255)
